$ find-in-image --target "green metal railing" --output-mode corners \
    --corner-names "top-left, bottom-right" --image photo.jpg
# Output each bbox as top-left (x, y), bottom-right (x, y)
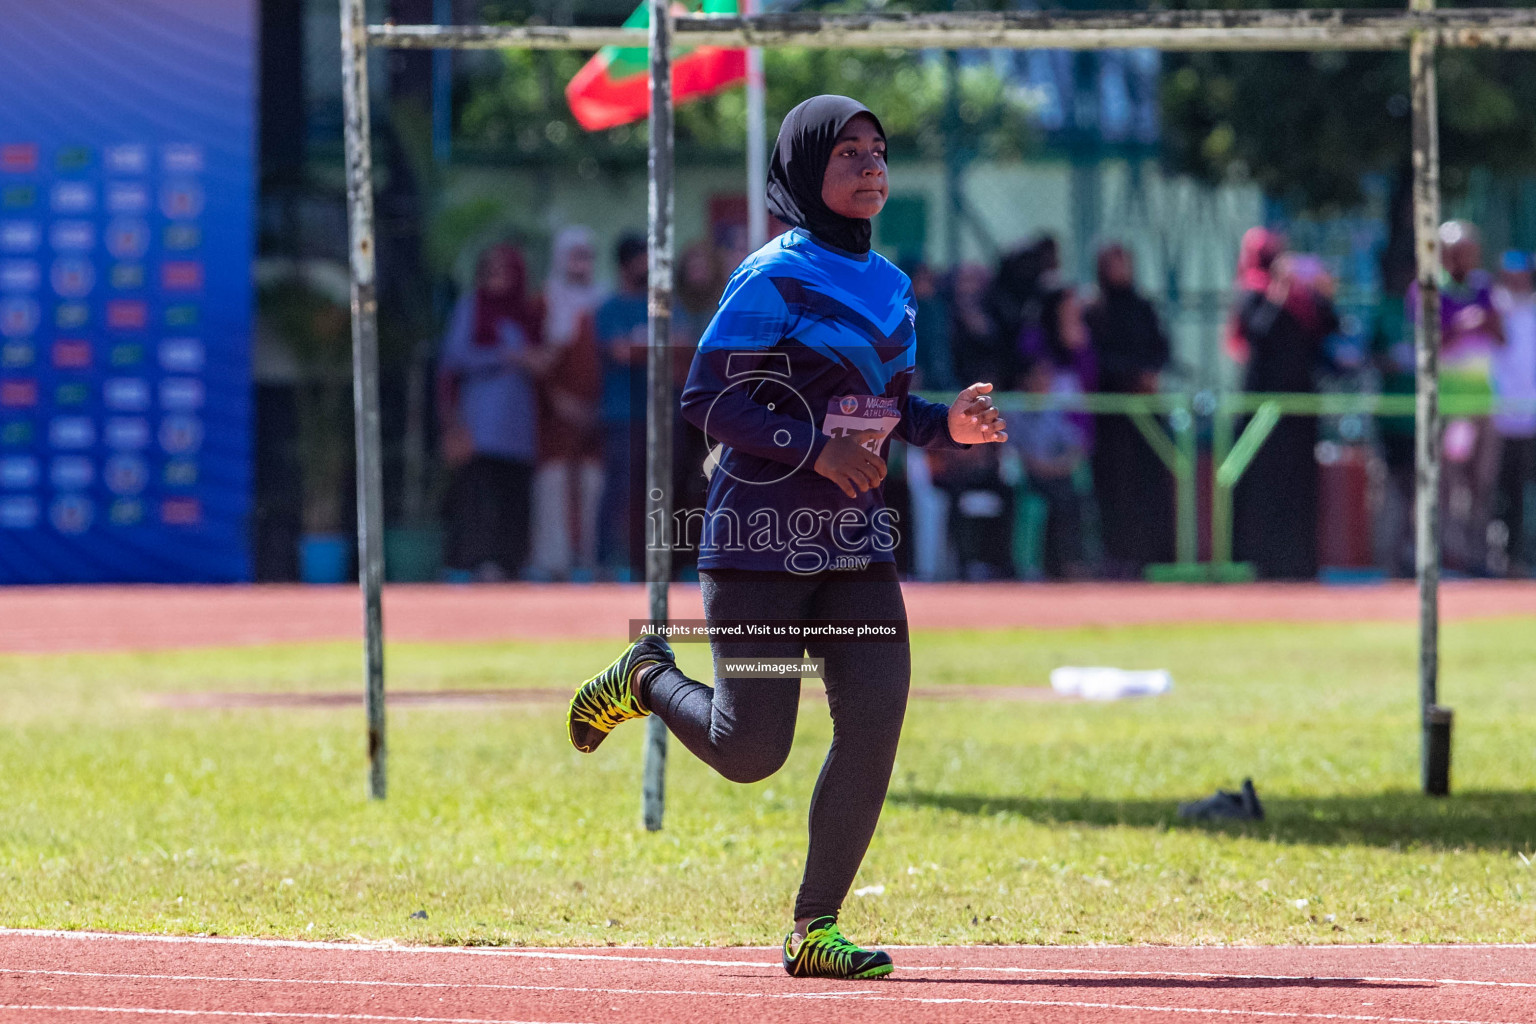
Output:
top-left (922, 389), bottom-right (1530, 582)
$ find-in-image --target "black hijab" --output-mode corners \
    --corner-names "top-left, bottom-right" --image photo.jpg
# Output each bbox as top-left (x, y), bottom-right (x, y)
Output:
top-left (766, 95), bottom-right (885, 257)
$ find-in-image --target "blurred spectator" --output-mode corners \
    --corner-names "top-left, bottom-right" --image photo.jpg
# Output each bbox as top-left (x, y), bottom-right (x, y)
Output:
top-left (1409, 221), bottom-right (1505, 574)
top-left (1085, 243), bottom-right (1174, 575)
top-left (1492, 249), bottom-right (1536, 576)
top-left (528, 226), bottom-right (605, 581)
top-left (671, 241), bottom-right (727, 573)
top-left (899, 260), bottom-right (960, 580)
top-left (1370, 293), bottom-right (1418, 577)
top-left (980, 235), bottom-right (1058, 385)
top-left (1230, 228), bottom-right (1339, 579)
top-left (949, 262), bottom-right (998, 386)
top-left (1012, 357), bottom-right (1088, 579)
top-left (906, 261), bottom-right (956, 392)
top-left (1019, 282), bottom-right (1097, 452)
top-left (436, 243), bottom-right (540, 581)
top-left (930, 441), bottom-right (1013, 581)
top-left (595, 233), bottom-right (651, 579)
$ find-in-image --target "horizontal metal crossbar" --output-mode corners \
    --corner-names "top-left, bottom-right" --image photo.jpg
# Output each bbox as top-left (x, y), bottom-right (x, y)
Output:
top-left (368, 8), bottom-right (1536, 51)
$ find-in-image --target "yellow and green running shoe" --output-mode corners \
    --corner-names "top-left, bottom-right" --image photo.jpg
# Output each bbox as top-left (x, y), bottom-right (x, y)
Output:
top-left (782, 916), bottom-right (894, 979)
top-left (566, 633), bottom-right (674, 754)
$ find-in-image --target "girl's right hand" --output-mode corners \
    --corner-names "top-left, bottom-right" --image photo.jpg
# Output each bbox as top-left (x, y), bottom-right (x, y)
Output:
top-left (814, 430), bottom-right (887, 499)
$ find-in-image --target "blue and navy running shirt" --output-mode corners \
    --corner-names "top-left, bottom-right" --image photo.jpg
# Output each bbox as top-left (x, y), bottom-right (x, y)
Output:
top-left (679, 229), bottom-right (966, 573)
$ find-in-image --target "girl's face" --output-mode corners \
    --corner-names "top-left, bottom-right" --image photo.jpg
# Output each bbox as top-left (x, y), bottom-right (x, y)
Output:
top-left (683, 251), bottom-right (713, 288)
top-left (821, 114), bottom-right (888, 220)
top-left (479, 249), bottom-right (516, 295)
top-left (563, 244), bottom-right (596, 286)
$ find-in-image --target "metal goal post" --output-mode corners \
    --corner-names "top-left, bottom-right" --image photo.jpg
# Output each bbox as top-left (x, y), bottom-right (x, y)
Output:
top-left (340, 1), bottom-right (1536, 811)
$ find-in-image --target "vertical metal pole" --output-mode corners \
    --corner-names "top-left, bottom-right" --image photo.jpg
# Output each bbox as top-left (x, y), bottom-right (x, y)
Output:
top-left (431, 0), bottom-right (452, 165)
top-left (341, 0), bottom-right (387, 801)
top-left (1211, 402), bottom-right (1235, 568)
top-left (1174, 401), bottom-right (1198, 567)
top-left (942, 50), bottom-right (963, 270)
top-left (744, 0), bottom-right (767, 251)
top-left (641, 0), bottom-right (676, 832)
top-left (1409, 2), bottom-right (1449, 796)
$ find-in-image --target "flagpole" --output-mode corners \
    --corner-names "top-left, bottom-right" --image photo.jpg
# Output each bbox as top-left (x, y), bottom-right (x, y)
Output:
top-left (744, 0), bottom-right (767, 249)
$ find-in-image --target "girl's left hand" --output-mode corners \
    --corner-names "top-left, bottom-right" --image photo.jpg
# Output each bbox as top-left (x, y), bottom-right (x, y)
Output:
top-left (949, 382), bottom-right (1008, 444)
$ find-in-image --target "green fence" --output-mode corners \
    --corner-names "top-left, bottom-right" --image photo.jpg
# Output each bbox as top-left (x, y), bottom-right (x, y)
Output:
top-left (922, 389), bottom-right (1533, 582)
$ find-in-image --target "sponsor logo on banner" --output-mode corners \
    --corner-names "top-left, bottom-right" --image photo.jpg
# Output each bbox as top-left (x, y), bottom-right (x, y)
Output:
top-left (104, 377), bottom-right (150, 411)
top-left (50, 455), bottom-right (94, 490)
top-left (110, 343), bottom-right (144, 367)
top-left (50, 221), bottom-right (94, 252)
top-left (1, 297), bottom-right (39, 337)
top-left (161, 496), bottom-right (201, 526)
top-left (0, 221), bottom-right (40, 253)
top-left (55, 146), bottom-right (92, 172)
top-left (159, 414), bottom-right (202, 454)
top-left (50, 494), bottom-right (94, 534)
top-left (1, 144), bottom-right (38, 174)
top-left (164, 305), bottom-right (199, 328)
top-left (111, 264), bottom-right (145, 290)
top-left (163, 224), bottom-right (201, 251)
top-left (106, 219), bottom-right (149, 260)
top-left (2, 186), bottom-right (36, 210)
top-left (51, 258), bottom-right (95, 298)
top-left (1, 420), bottom-right (34, 445)
top-left (0, 455), bottom-right (38, 489)
top-left (50, 182), bottom-right (95, 214)
top-left (105, 416), bottom-right (150, 449)
top-left (105, 454), bottom-right (148, 495)
top-left (163, 458), bottom-right (198, 486)
top-left (159, 377), bottom-right (204, 411)
top-left (0, 379), bottom-right (37, 408)
top-left (0, 420), bottom-right (33, 445)
top-left (106, 181), bottom-right (149, 214)
top-left (159, 337), bottom-right (203, 372)
top-left (161, 261), bottom-right (203, 291)
top-left (52, 339), bottom-right (91, 369)
top-left (0, 260), bottom-right (39, 291)
top-left (48, 416), bottom-right (95, 449)
top-left (1, 341), bottom-right (33, 368)
top-left (106, 300), bottom-right (147, 330)
top-left (163, 144), bottom-right (204, 174)
top-left (56, 303), bottom-right (89, 330)
top-left (54, 382), bottom-right (89, 406)
top-left (105, 144), bottom-right (149, 175)
top-left (0, 495), bottom-right (39, 529)
top-left (110, 498), bottom-right (144, 525)
top-left (160, 181), bottom-right (204, 219)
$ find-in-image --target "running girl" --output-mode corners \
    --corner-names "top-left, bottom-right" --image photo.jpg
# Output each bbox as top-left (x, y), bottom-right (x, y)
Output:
top-left (567, 95), bottom-right (1006, 980)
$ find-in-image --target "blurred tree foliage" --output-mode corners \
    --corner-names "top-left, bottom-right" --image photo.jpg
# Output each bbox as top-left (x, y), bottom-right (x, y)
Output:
top-left (1158, 0), bottom-right (1536, 212)
top-left (458, 0), bottom-right (1038, 167)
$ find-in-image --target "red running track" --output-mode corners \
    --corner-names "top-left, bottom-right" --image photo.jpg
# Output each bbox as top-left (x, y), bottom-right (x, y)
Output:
top-left (4, 930), bottom-right (1536, 1024)
top-left (3, 581), bottom-right (1535, 654)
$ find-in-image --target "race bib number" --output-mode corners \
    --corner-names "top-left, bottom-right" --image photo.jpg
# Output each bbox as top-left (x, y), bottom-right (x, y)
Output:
top-left (822, 394), bottom-right (901, 453)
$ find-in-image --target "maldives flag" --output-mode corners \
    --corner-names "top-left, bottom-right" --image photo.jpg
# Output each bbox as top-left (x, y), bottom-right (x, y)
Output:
top-left (566, 0), bottom-right (746, 131)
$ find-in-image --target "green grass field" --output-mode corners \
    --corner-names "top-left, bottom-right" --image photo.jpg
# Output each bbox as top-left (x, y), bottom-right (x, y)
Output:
top-left (3, 617), bottom-right (1534, 947)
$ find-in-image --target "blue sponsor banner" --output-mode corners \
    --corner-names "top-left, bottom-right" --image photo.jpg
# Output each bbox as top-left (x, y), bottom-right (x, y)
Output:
top-left (0, 0), bottom-right (254, 582)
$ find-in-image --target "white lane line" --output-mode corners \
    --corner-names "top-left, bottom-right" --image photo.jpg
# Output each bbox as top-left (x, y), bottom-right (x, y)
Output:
top-left (0, 1007), bottom-right (588, 1024)
top-left (8, 965), bottom-right (1535, 995)
top-left (836, 996), bottom-right (1533, 1024)
top-left (5, 968), bottom-right (1533, 1023)
top-left (3, 932), bottom-right (1534, 990)
top-left (0, 999), bottom-right (1525, 1024)
top-left (0, 970), bottom-right (877, 1001)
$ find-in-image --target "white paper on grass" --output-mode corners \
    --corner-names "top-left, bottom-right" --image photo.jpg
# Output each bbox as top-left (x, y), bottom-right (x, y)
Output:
top-left (1050, 667), bottom-right (1173, 701)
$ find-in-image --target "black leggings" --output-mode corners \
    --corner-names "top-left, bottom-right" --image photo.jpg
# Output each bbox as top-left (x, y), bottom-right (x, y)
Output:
top-left (642, 562), bottom-right (910, 921)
